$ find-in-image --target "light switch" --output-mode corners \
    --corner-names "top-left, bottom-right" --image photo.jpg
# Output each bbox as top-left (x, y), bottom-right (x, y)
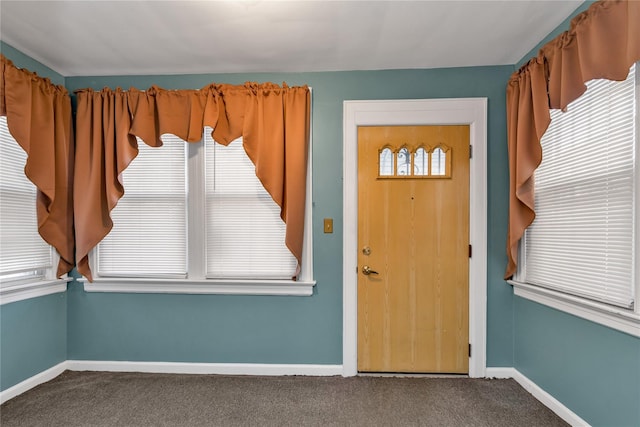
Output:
top-left (324, 218), bottom-right (333, 233)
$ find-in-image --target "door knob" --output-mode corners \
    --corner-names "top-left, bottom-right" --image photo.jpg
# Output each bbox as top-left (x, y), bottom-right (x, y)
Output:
top-left (362, 265), bottom-right (379, 275)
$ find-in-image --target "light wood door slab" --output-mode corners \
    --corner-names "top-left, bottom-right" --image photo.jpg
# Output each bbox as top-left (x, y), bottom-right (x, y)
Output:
top-left (357, 125), bottom-right (469, 373)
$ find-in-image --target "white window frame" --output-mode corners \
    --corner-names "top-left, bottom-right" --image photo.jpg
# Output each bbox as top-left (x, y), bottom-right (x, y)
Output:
top-left (0, 118), bottom-right (70, 305)
top-left (82, 95), bottom-right (315, 296)
top-left (509, 64), bottom-right (640, 338)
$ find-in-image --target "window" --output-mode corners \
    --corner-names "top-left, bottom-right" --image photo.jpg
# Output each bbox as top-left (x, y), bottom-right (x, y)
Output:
top-left (397, 147), bottom-right (411, 176)
top-left (89, 128), bottom-right (313, 295)
top-left (512, 63), bottom-right (640, 336)
top-left (377, 145), bottom-right (451, 178)
top-left (98, 134), bottom-right (187, 278)
top-left (0, 117), bottom-right (53, 283)
top-left (379, 147), bottom-right (394, 176)
top-left (413, 148), bottom-right (428, 176)
top-left (431, 147), bottom-right (447, 176)
top-left (205, 134), bottom-right (297, 279)
top-left (0, 118), bottom-right (67, 304)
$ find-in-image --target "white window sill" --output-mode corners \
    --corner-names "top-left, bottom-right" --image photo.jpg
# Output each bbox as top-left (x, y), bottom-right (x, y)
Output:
top-left (0, 278), bottom-right (71, 305)
top-left (509, 280), bottom-right (640, 338)
top-left (80, 277), bottom-right (316, 296)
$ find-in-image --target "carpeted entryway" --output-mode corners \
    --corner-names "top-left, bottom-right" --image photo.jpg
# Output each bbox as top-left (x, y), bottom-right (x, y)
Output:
top-left (0, 371), bottom-right (568, 426)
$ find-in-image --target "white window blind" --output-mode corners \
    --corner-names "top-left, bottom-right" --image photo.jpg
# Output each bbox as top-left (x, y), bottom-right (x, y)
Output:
top-left (94, 131), bottom-right (305, 283)
top-left (0, 117), bottom-right (52, 283)
top-left (205, 134), bottom-right (297, 279)
top-left (97, 135), bottom-right (187, 278)
top-left (523, 64), bottom-right (637, 308)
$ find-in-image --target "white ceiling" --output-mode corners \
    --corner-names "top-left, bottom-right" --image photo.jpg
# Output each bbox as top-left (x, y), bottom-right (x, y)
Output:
top-left (1, 0), bottom-right (583, 77)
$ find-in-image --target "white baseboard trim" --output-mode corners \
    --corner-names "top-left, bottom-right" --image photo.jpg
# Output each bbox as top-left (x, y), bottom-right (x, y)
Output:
top-left (0, 361), bottom-right (342, 403)
top-left (66, 360), bottom-right (343, 377)
top-left (0, 361), bottom-right (68, 404)
top-left (485, 367), bottom-right (590, 427)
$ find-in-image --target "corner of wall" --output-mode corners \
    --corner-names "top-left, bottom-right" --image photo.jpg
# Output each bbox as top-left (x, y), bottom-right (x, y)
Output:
top-left (1, 41), bottom-right (66, 86)
top-left (514, 1), bottom-right (594, 69)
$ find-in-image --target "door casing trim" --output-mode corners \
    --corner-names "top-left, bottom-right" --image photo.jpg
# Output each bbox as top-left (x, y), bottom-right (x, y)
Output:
top-left (342, 98), bottom-right (488, 377)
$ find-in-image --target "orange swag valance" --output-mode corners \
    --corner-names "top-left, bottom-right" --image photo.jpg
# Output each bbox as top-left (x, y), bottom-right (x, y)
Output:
top-left (505, 0), bottom-right (640, 279)
top-left (0, 55), bottom-right (75, 277)
top-left (74, 83), bottom-right (310, 281)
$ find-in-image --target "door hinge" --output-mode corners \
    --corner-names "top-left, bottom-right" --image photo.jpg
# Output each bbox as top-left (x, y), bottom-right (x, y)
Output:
top-left (469, 144), bottom-right (473, 159)
top-left (468, 244), bottom-right (472, 258)
top-left (469, 343), bottom-right (472, 357)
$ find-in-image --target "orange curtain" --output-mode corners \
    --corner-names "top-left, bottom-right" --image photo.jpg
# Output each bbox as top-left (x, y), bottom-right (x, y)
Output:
top-left (505, 0), bottom-right (640, 279)
top-left (74, 83), bottom-right (310, 281)
top-left (0, 55), bottom-right (75, 277)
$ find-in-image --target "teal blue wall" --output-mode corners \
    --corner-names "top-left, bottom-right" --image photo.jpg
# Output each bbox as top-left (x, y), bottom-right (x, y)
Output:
top-left (512, 2), bottom-right (640, 426)
top-left (65, 65), bottom-right (514, 366)
top-left (514, 298), bottom-right (640, 426)
top-left (0, 43), bottom-right (68, 392)
top-left (0, 293), bottom-right (67, 390)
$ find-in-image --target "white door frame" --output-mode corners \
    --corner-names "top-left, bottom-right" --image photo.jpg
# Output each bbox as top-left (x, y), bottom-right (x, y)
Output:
top-left (342, 98), bottom-right (488, 377)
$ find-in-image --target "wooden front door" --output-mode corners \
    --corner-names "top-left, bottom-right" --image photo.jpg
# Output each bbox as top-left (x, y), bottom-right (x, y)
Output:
top-left (357, 125), bottom-right (470, 373)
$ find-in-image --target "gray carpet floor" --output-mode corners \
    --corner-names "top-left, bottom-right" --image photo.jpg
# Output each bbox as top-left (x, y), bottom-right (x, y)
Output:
top-left (0, 371), bottom-right (568, 426)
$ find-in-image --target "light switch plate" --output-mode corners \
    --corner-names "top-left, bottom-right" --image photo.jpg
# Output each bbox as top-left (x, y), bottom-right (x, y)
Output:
top-left (324, 218), bottom-right (333, 233)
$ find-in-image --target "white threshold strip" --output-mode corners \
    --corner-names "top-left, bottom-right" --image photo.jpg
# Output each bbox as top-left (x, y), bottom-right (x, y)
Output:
top-left (486, 368), bottom-right (590, 427)
top-left (2, 362), bottom-right (589, 426)
top-left (81, 278), bottom-right (316, 296)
